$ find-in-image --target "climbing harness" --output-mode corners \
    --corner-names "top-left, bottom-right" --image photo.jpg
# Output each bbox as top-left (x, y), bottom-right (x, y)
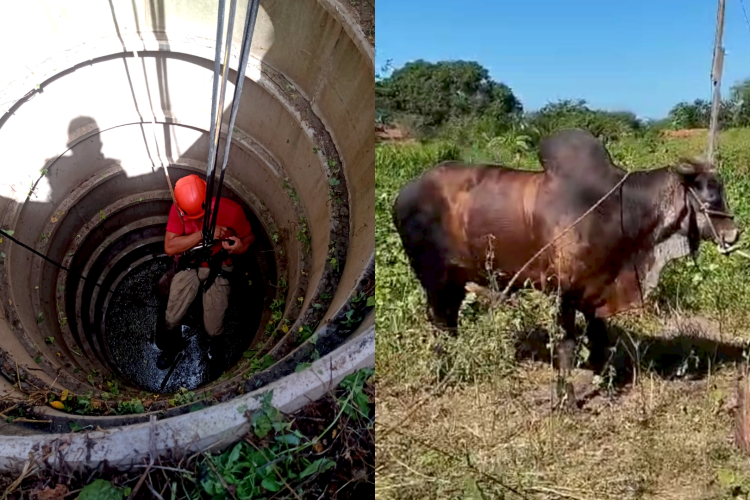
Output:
top-left (175, 245), bottom-right (233, 292)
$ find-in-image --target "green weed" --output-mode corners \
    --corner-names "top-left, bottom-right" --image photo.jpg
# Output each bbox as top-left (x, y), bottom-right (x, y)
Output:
top-left (170, 387), bottom-right (198, 407)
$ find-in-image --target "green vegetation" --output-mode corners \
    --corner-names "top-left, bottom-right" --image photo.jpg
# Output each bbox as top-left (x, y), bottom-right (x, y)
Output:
top-left (667, 78), bottom-right (750, 130)
top-left (78, 479), bottom-right (131, 499)
top-left (377, 60), bottom-right (521, 135)
top-left (296, 216), bottom-right (311, 254)
top-left (263, 297), bottom-right (286, 335)
top-left (3, 370), bottom-right (374, 499)
top-left (282, 177), bottom-right (299, 203)
top-left (377, 60), bottom-right (750, 147)
top-left (170, 387), bottom-right (198, 407)
top-left (376, 122), bottom-right (750, 497)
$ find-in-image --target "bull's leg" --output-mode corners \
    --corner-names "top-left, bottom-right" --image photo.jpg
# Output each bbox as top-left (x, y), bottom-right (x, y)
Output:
top-left (427, 277), bottom-right (466, 334)
top-left (556, 299), bottom-right (577, 376)
top-left (393, 196), bottom-right (463, 333)
top-left (585, 315), bottom-right (609, 373)
top-left (555, 299), bottom-right (577, 409)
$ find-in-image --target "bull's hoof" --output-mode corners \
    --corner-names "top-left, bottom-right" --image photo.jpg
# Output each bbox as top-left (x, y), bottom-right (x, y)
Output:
top-left (557, 339), bottom-right (577, 375)
top-left (430, 321), bottom-right (458, 337)
top-left (588, 344), bottom-right (614, 375)
top-left (555, 377), bottom-right (577, 411)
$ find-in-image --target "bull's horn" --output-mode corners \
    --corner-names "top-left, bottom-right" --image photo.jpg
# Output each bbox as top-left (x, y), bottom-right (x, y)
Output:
top-left (674, 160), bottom-right (697, 175)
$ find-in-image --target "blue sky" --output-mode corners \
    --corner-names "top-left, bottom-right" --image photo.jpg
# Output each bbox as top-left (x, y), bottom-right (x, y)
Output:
top-left (375, 0), bottom-right (750, 119)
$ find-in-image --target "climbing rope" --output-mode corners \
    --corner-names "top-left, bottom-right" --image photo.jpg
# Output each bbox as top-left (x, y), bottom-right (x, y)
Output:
top-left (201, 0), bottom-right (260, 248)
top-left (202, 0), bottom-right (236, 248)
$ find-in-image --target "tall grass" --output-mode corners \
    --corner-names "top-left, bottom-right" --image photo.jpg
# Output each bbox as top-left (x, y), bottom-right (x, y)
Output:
top-left (375, 142), bottom-right (466, 386)
top-left (375, 129), bottom-right (750, 499)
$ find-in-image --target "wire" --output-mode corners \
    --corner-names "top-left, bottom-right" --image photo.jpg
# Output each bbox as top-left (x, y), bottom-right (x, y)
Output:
top-left (741, 0), bottom-right (750, 34)
top-left (0, 229), bottom-right (161, 309)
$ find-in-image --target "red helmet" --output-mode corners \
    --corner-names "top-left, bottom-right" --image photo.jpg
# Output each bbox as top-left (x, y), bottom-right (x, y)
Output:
top-left (174, 174), bottom-right (206, 220)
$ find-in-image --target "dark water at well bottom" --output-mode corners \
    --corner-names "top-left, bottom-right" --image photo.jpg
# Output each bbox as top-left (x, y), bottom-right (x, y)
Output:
top-left (104, 257), bottom-right (264, 393)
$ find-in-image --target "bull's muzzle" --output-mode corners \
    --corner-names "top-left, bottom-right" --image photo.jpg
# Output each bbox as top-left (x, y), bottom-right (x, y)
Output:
top-left (722, 226), bottom-right (740, 246)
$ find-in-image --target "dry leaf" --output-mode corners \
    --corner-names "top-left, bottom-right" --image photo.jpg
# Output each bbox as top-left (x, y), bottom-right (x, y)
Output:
top-left (50, 401), bottom-right (64, 410)
top-left (36, 483), bottom-right (69, 500)
top-left (332, 429), bottom-right (338, 439)
top-left (314, 442), bottom-right (324, 453)
top-left (50, 216), bottom-right (58, 223)
top-left (61, 389), bottom-right (69, 401)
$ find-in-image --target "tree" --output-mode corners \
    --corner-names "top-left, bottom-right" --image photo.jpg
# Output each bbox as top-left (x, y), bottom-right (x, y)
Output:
top-left (667, 100), bottom-right (710, 129)
top-left (375, 60), bottom-right (522, 130)
top-left (526, 100), bottom-right (642, 143)
top-left (666, 98), bottom-right (733, 129)
top-left (729, 78), bottom-right (750, 127)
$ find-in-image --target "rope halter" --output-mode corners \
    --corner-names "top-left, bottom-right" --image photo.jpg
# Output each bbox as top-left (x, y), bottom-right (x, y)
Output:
top-left (687, 186), bottom-right (738, 255)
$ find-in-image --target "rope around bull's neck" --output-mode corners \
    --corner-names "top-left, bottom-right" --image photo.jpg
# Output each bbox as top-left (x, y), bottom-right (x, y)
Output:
top-left (499, 171), bottom-right (632, 299)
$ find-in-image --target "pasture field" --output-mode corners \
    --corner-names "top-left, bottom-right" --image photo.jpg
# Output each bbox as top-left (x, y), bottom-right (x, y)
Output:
top-left (375, 129), bottom-right (750, 499)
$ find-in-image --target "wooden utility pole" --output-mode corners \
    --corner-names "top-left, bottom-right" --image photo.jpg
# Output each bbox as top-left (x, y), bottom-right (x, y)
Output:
top-left (707, 0), bottom-right (726, 163)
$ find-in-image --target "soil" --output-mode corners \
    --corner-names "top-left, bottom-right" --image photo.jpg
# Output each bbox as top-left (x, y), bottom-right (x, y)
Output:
top-left (340, 0), bottom-right (375, 44)
top-left (375, 124), bottom-right (413, 143)
top-left (661, 128), bottom-right (708, 138)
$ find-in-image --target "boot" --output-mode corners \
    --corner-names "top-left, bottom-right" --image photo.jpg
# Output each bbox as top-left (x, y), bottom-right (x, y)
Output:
top-left (206, 336), bottom-right (225, 379)
top-left (156, 325), bottom-right (188, 370)
top-left (154, 322), bottom-right (177, 351)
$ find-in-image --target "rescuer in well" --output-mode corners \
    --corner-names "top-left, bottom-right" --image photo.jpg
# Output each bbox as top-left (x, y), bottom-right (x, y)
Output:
top-left (156, 174), bottom-right (255, 369)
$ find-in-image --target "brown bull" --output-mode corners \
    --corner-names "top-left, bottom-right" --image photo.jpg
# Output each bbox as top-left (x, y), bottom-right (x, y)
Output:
top-left (393, 129), bottom-right (739, 374)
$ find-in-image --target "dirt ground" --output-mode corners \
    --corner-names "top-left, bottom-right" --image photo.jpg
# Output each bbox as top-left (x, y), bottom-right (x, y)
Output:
top-left (376, 313), bottom-right (750, 500)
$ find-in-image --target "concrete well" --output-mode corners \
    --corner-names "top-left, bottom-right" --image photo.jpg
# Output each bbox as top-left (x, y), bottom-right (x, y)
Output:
top-left (0, 0), bottom-right (374, 464)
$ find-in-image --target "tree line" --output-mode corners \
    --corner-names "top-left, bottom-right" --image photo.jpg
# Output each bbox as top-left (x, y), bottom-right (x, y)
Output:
top-left (376, 59), bottom-right (750, 144)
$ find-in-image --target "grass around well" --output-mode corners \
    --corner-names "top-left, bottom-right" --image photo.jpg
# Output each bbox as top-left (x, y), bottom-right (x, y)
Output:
top-left (375, 130), bottom-right (750, 499)
top-left (1, 368), bottom-right (374, 499)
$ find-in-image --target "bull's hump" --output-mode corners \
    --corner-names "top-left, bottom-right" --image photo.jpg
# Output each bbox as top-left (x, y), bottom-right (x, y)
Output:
top-left (538, 129), bottom-right (623, 178)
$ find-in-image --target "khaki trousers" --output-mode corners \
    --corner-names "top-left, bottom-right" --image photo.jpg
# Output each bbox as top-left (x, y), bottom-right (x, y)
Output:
top-left (165, 266), bottom-right (231, 337)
